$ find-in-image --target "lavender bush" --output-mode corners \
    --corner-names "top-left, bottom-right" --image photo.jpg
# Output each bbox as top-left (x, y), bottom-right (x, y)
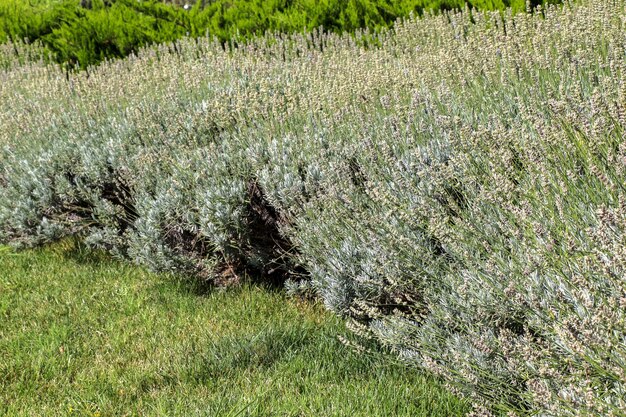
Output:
top-left (1, 2), bottom-right (625, 414)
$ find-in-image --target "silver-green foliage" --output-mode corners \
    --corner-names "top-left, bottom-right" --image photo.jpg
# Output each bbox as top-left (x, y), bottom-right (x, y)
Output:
top-left (2, 2), bottom-right (626, 415)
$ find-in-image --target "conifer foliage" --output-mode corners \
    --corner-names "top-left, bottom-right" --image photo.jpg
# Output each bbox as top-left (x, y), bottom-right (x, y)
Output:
top-left (0, 0), bottom-right (559, 68)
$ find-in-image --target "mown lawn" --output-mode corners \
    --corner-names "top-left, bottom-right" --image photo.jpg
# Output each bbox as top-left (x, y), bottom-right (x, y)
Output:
top-left (0, 241), bottom-right (467, 416)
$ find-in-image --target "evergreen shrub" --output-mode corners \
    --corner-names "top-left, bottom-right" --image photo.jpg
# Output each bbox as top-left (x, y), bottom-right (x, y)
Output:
top-left (0, 0), bottom-right (560, 68)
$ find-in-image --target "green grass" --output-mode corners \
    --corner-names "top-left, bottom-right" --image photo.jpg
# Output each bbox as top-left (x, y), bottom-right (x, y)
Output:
top-left (0, 241), bottom-right (467, 416)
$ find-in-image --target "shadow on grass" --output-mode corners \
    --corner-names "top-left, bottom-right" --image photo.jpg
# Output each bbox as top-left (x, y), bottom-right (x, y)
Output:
top-left (39, 234), bottom-right (295, 301)
top-left (186, 326), bottom-right (316, 383)
top-left (59, 239), bottom-right (112, 266)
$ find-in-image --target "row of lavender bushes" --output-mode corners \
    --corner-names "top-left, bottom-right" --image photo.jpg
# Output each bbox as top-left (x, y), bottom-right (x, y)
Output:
top-left (1, 1), bottom-right (625, 415)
